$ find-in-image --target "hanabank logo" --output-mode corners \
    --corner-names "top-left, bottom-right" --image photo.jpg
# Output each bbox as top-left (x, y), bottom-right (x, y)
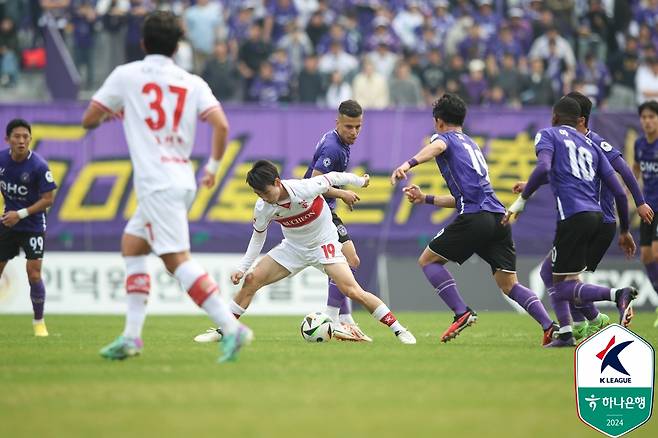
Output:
top-left (597, 336), bottom-right (633, 384)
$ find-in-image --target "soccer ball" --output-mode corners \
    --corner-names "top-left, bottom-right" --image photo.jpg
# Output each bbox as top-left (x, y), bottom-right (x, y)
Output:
top-left (300, 312), bottom-right (333, 342)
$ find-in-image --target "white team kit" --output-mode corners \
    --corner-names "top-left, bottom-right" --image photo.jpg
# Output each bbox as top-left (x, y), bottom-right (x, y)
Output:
top-left (91, 54), bottom-right (221, 254)
top-left (241, 173), bottom-right (366, 275)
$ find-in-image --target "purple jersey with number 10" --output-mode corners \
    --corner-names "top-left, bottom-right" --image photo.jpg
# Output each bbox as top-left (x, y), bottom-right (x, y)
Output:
top-left (534, 125), bottom-right (614, 221)
top-left (586, 130), bottom-right (622, 224)
top-left (433, 131), bottom-right (505, 214)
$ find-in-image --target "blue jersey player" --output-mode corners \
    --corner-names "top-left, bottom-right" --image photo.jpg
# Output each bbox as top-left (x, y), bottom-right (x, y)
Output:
top-left (516, 92), bottom-right (653, 341)
top-left (506, 96), bottom-right (638, 347)
top-left (391, 93), bottom-right (557, 346)
top-left (634, 100), bottom-right (658, 327)
top-left (0, 119), bottom-right (57, 337)
top-left (302, 100), bottom-right (372, 342)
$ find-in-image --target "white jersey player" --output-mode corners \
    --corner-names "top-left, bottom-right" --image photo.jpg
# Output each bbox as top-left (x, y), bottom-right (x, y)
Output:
top-left (198, 160), bottom-right (416, 344)
top-left (82, 11), bottom-right (249, 363)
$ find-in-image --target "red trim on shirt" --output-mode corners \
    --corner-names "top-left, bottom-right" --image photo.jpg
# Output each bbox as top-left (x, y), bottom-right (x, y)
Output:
top-left (160, 156), bottom-right (190, 164)
top-left (274, 196), bottom-right (324, 228)
top-left (199, 105), bottom-right (221, 120)
top-left (91, 99), bottom-right (114, 114)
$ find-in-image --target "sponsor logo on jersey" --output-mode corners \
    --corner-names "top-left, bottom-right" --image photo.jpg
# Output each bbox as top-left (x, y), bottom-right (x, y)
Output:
top-left (0, 181), bottom-right (28, 196)
top-left (275, 196), bottom-right (324, 228)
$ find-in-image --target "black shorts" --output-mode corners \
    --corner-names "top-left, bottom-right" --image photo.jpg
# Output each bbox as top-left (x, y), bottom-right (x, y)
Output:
top-left (640, 216), bottom-right (658, 246)
top-left (331, 211), bottom-right (351, 244)
top-left (586, 221), bottom-right (617, 272)
top-left (428, 211), bottom-right (516, 274)
top-left (0, 228), bottom-right (46, 261)
top-left (552, 212), bottom-right (603, 275)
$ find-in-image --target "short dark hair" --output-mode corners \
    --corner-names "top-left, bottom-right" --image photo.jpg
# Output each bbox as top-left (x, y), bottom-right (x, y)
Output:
top-left (553, 96), bottom-right (581, 127)
top-left (638, 100), bottom-right (658, 116)
top-left (5, 118), bottom-right (31, 137)
top-left (142, 11), bottom-right (183, 57)
top-left (432, 93), bottom-right (467, 126)
top-left (338, 100), bottom-right (362, 118)
top-left (566, 91), bottom-right (592, 126)
top-left (246, 160), bottom-right (280, 191)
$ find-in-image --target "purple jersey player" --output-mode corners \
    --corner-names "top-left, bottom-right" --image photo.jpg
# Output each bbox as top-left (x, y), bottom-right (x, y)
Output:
top-left (302, 100), bottom-right (372, 342)
top-left (0, 119), bottom-right (57, 337)
top-left (505, 96), bottom-right (638, 347)
top-left (634, 100), bottom-right (658, 327)
top-left (516, 92), bottom-right (653, 341)
top-left (391, 93), bottom-right (557, 346)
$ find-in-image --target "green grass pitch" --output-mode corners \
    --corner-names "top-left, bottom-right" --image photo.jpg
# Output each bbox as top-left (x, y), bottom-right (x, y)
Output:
top-left (1, 312), bottom-right (656, 438)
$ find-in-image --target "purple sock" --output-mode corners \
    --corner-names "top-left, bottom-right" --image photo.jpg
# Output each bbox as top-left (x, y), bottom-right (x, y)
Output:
top-left (554, 280), bottom-right (612, 304)
top-left (508, 284), bottom-right (553, 330)
top-left (539, 256), bottom-right (553, 288)
top-left (339, 298), bottom-right (352, 315)
top-left (570, 303), bottom-right (587, 322)
top-left (573, 303), bottom-right (600, 321)
top-left (547, 286), bottom-right (572, 328)
top-left (30, 280), bottom-right (46, 320)
top-left (421, 263), bottom-right (468, 315)
top-left (327, 277), bottom-right (345, 308)
top-left (644, 262), bottom-right (658, 292)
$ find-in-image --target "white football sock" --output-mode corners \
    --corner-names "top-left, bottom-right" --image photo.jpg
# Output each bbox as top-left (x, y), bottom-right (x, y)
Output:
top-left (339, 313), bottom-right (356, 324)
top-left (203, 294), bottom-right (238, 332)
top-left (325, 306), bottom-right (340, 323)
top-left (123, 293), bottom-right (148, 339)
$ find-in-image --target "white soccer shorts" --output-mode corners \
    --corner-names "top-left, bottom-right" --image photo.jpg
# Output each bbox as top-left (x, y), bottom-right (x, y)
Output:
top-left (267, 238), bottom-right (347, 276)
top-left (124, 189), bottom-right (195, 255)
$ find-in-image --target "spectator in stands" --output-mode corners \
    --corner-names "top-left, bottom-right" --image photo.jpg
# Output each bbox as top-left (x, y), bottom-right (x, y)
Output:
top-left (238, 23), bottom-right (273, 95)
top-left (184, 0), bottom-right (222, 73)
top-left (318, 40), bottom-right (358, 78)
top-left (352, 57), bottom-right (389, 109)
top-left (487, 24), bottom-right (523, 62)
top-left (342, 11), bottom-right (362, 56)
top-left (636, 56), bottom-right (658, 104)
top-left (430, 0), bottom-right (455, 44)
top-left (366, 42), bottom-right (399, 79)
top-left (124, 0), bottom-right (147, 62)
top-left (444, 53), bottom-right (466, 97)
top-left (416, 25), bottom-right (441, 56)
top-left (96, 0), bottom-right (128, 78)
top-left (392, 1), bottom-right (424, 50)
top-left (461, 58), bottom-right (488, 104)
top-left (316, 23), bottom-right (347, 55)
top-left (277, 22), bottom-right (313, 74)
top-left (71, 0), bottom-right (97, 89)
top-left (248, 61), bottom-right (283, 104)
top-left (325, 70), bottom-right (351, 108)
top-left (0, 17), bottom-right (19, 87)
top-left (420, 48), bottom-right (445, 104)
top-left (483, 84), bottom-right (507, 108)
top-left (366, 16), bottom-right (399, 52)
top-left (507, 7), bottom-right (533, 52)
top-left (576, 51), bottom-right (611, 105)
top-left (389, 60), bottom-right (423, 107)
top-left (227, 3), bottom-right (255, 56)
top-left (305, 10), bottom-right (328, 51)
top-left (458, 23), bottom-right (487, 61)
top-left (270, 47), bottom-right (293, 102)
top-left (474, 0), bottom-right (500, 41)
top-left (579, 0), bottom-right (615, 60)
top-left (529, 26), bottom-right (576, 71)
top-left (607, 36), bottom-right (639, 110)
top-left (173, 36), bottom-right (194, 72)
top-left (264, 0), bottom-right (298, 43)
top-left (296, 53), bottom-right (324, 104)
top-left (496, 52), bottom-right (524, 107)
top-left (202, 41), bottom-right (240, 102)
top-left (521, 57), bottom-right (555, 106)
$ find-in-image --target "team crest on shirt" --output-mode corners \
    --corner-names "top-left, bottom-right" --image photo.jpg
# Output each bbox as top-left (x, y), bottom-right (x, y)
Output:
top-left (300, 201), bottom-right (309, 209)
top-left (20, 172), bottom-right (30, 183)
top-left (323, 157), bottom-right (332, 167)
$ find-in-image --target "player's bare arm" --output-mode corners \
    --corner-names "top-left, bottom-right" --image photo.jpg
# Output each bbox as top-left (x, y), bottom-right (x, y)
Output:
top-left (390, 138), bottom-right (447, 184)
top-left (231, 228), bottom-right (268, 285)
top-left (311, 168), bottom-right (360, 210)
top-left (200, 108), bottom-right (230, 188)
top-left (402, 184), bottom-right (456, 208)
top-left (1, 189), bottom-right (55, 227)
top-left (81, 104), bottom-right (113, 130)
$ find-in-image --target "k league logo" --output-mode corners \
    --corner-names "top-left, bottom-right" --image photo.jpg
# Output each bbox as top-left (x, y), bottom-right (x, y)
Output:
top-left (575, 324), bottom-right (654, 437)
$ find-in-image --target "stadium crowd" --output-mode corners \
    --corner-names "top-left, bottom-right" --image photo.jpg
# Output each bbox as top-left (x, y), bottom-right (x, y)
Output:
top-left (0, 0), bottom-right (657, 109)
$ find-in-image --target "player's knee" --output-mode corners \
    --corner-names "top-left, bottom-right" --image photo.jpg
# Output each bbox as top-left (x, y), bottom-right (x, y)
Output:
top-left (243, 272), bottom-right (262, 292)
top-left (26, 269), bottom-right (41, 284)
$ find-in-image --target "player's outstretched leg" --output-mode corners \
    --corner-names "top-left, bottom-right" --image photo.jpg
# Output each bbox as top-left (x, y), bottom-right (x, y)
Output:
top-left (495, 270), bottom-right (557, 346)
top-left (570, 303), bottom-right (589, 341)
top-left (546, 280), bottom-right (637, 348)
top-left (100, 254), bottom-right (150, 360)
top-left (324, 262), bottom-right (416, 344)
top-left (419, 255), bottom-right (475, 343)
